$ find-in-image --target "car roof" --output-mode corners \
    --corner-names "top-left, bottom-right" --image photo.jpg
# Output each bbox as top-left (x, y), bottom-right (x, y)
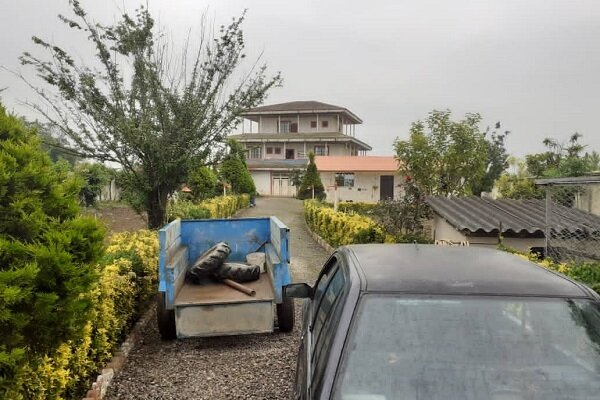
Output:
top-left (344, 244), bottom-right (591, 298)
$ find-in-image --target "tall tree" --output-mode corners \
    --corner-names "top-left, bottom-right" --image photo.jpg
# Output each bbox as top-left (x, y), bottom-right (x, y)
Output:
top-left (394, 110), bottom-right (491, 196)
top-left (471, 122), bottom-right (509, 196)
top-left (526, 133), bottom-right (600, 178)
top-left (19, 2), bottom-right (281, 228)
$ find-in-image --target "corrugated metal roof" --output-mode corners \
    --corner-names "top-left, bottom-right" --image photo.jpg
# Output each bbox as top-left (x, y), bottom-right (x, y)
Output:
top-left (427, 196), bottom-right (600, 236)
top-left (315, 156), bottom-right (399, 172)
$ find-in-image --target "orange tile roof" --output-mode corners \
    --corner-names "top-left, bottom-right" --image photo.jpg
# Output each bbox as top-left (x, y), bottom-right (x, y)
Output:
top-left (315, 156), bottom-right (399, 172)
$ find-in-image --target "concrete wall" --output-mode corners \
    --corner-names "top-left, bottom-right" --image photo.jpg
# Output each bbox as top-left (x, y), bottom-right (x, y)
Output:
top-left (255, 115), bottom-right (343, 133)
top-left (574, 183), bottom-right (600, 216)
top-left (432, 215), bottom-right (545, 253)
top-left (251, 171), bottom-right (271, 196)
top-left (320, 171), bottom-right (404, 203)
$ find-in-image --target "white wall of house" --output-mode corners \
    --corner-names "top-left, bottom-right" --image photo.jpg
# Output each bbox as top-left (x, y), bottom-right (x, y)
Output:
top-left (247, 142), bottom-right (353, 160)
top-left (251, 171), bottom-right (271, 196)
top-left (320, 171), bottom-right (404, 203)
top-left (256, 115), bottom-right (343, 133)
top-left (432, 216), bottom-right (545, 253)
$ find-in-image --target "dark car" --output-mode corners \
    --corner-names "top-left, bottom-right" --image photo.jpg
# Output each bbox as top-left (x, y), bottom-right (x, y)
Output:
top-left (284, 244), bottom-right (600, 400)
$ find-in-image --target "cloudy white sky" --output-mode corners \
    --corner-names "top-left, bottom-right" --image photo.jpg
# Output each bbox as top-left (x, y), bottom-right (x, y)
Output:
top-left (1, 0), bottom-right (599, 157)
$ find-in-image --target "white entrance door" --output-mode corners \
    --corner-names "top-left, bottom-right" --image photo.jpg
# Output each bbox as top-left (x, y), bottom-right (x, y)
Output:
top-left (272, 174), bottom-right (293, 197)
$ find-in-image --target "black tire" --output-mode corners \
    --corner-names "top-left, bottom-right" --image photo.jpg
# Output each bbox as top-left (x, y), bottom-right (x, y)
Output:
top-left (276, 297), bottom-right (295, 333)
top-left (188, 242), bottom-right (231, 280)
top-left (156, 292), bottom-right (176, 340)
top-left (214, 262), bottom-right (260, 283)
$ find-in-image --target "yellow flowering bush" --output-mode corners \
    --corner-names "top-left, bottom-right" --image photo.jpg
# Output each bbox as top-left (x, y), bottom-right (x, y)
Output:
top-left (167, 194), bottom-right (250, 221)
top-left (304, 200), bottom-right (385, 247)
top-left (2, 230), bottom-right (159, 399)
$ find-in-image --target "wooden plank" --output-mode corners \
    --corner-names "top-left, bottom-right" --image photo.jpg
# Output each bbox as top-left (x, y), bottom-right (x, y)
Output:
top-left (174, 273), bottom-right (274, 306)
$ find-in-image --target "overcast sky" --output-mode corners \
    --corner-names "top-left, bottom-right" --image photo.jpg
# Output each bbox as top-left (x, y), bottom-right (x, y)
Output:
top-left (1, 0), bottom-right (599, 157)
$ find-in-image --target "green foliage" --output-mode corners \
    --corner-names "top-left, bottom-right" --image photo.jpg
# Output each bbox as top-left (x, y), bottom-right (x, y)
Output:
top-left (188, 166), bottom-right (218, 201)
top-left (22, 120), bottom-right (80, 165)
top-left (526, 133), bottom-right (600, 178)
top-left (394, 110), bottom-right (494, 196)
top-left (0, 104), bottom-right (105, 390)
top-left (21, 3), bottom-right (281, 228)
top-left (496, 157), bottom-right (544, 200)
top-left (219, 140), bottom-right (256, 195)
top-left (304, 200), bottom-right (386, 247)
top-left (167, 194), bottom-right (250, 221)
top-left (1, 230), bottom-right (159, 399)
top-left (298, 152), bottom-right (325, 200)
top-left (336, 202), bottom-right (378, 215)
top-left (471, 122), bottom-right (509, 195)
top-left (74, 162), bottom-right (112, 207)
top-left (370, 180), bottom-right (432, 243)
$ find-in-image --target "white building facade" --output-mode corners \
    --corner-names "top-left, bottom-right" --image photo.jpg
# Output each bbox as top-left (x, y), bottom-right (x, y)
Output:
top-left (230, 101), bottom-right (372, 197)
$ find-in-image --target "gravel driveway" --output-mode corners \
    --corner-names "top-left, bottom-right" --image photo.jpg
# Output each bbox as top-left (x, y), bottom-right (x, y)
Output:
top-left (106, 197), bottom-right (328, 400)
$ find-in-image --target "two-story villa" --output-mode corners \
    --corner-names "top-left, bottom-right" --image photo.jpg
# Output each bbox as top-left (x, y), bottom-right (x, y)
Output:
top-left (229, 101), bottom-right (372, 196)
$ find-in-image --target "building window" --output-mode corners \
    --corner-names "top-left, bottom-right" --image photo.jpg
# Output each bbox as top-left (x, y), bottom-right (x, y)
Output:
top-left (274, 147), bottom-right (282, 155)
top-left (335, 172), bottom-right (354, 187)
top-left (314, 145), bottom-right (328, 156)
top-left (322, 120), bottom-right (329, 128)
top-left (310, 121), bottom-right (317, 128)
top-left (280, 121), bottom-right (290, 133)
top-left (266, 147), bottom-right (273, 155)
top-left (249, 147), bottom-right (262, 159)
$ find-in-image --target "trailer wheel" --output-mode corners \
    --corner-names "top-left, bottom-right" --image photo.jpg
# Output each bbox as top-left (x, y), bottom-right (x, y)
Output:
top-left (276, 297), bottom-right (295, 333)
top-left (157, 292), bottom-right (176, 340)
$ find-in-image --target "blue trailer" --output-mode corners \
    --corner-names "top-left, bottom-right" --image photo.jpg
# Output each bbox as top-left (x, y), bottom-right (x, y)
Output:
top-left (156, 217), bottom-right (294, 339)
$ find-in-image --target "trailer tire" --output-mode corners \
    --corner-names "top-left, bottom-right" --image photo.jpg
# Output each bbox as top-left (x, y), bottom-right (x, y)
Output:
top-left (276, 297), bottom-right (295, 333)
top-left (157, 292), bottom-right (176, 340)
top-left (188, 242), bottom-right (231, 280)
top-left (214, 262), bottom-right (260, 283)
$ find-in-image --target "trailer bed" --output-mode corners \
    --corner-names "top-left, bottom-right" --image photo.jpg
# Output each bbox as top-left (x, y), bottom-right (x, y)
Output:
top-left (174, 274), bottom-right (275, 306)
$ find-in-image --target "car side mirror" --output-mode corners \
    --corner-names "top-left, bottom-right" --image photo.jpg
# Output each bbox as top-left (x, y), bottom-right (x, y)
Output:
top-left (284, 283), bottom-right (313, 299)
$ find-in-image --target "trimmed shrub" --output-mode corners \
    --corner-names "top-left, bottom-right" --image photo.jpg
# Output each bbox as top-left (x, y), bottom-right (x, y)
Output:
top-left (219, 139), bottom-right (255, 195)
top-left (298, 152), bottom-right (325, 200)
top-left (336, 202), bottom-right (378, 215)
top-left (304, 200), bottom-right (385, 247)
top-left (0, 105), bottom-right (105, 391)
top-left (167, 194), bottom-right (250, 221)
top-left (1, 230), bottom-right (159, 399)
top-left (187, 165), bottom-right (219, 201)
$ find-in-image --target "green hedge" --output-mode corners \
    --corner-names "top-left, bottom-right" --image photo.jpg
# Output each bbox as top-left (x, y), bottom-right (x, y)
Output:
top-left (2, 230), bottom-right (159, 399)
top-left (336, 201), bottom-right (378, 215)
top-left (304, 200), bottom-right (387, 247)
top-left (167, 194), bottom-right (250, 221)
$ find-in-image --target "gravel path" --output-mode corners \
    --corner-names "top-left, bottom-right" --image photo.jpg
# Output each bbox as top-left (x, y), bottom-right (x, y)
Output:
top-left (106, 197), bottom-right (328, 400)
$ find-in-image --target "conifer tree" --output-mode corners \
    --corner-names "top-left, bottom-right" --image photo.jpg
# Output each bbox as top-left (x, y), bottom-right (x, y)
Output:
top-left (298, 152), bottom-right (325, 200)
top-left (0, 104), bottom-right (105, 381)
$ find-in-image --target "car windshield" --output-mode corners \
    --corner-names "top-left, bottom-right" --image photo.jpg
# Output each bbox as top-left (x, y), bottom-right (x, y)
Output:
top-left (333, 295), bottom-right (600, 400)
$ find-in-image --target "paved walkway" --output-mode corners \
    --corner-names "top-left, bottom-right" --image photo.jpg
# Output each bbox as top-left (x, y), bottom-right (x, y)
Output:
top-left (106, 197), bottom-right (329, 400)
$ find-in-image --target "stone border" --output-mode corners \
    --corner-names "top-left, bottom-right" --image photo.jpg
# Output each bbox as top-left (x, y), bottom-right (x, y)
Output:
top-left (304, 219), bottom-right (335, 254)
top-left (82, 304), bottom-right (155, 400)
